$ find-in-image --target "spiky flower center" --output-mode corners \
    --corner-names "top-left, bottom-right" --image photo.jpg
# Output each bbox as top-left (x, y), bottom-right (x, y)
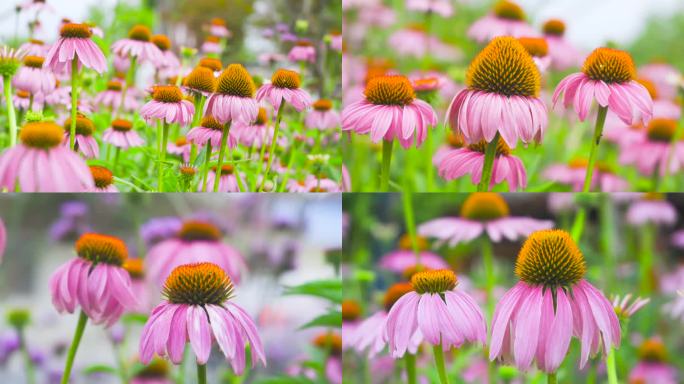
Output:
top-left (216, 64), bottom-right (255, 97)
top-left (543, 19), bottom-right (565, 36)
top-left (179, 164), bottom-right (197, 177)
top-left (582, 48), bottom-right (636, 84)
top-left (29, 39), bottom-right (44, 45)
top-left (518, 37), bottom-right (548, 58)
top-left (163, 262), bottom-right (233, 306)
top-left (341, 300), bottom-right (361, 321)
top-left (177, 220), bottom-right (221, 242)
top-left (383, 282), bottom-right (414, 311)
top-left (638, 339), bottom-right (667, 362)
top-left (111, 119), bottom-right (133, 132)
top-left (493, 0), bottom-right (526, 21)
top-left (128, 25), bottom-right (151, 42)
top-left (364, 75), bottom-right (415, 106)
top-left (124, 258), bottom-right (145, 279)
top-left (107, 81), bottom-right (123, 91)
top-left (515, 230), bottom-right (586, 287)
top-left (206, 36), bottom-right (221, 44)
top-left (151, 34), bottom-right (171, 51)
top-left (460, 192), bottom-right (510, 221)
top-left (313, 333), bottom-right (342, 355)
top-left (411, 269), bottom-right (457, 294)
top-left (19, 122), bottom-right (63, 149)
top-left (643, 192), bottom-right (664, 201)
top-left (23, 55), bottom-right (44, 68)
top-left (175, 137), bottom-right (188, 146)
top-left (467, 137), bottom-right (511, 157)
top-left (447, 132), bottom-right (465, 148)
top-left (75, 233), bottom-right (128, 266)
top-left (272, 69), bottom-right (301, 89)
top-left (90, 166), bottom-right (113, 188)
top-left (398, 234), bottom-right (428, 251)
top-left (637, 77), bottom-right (658, 99)
top-left (152, 85), bottom-right (183, 103)
top-left (255, 108), bottom-right (268, 125)
top-left (211, 164), bottom-right (234, 175)
top-left (467, 37), bottom-right (540, 97)
top-left (313, 99), bottom-right (333, 111)
top-left (60, 23), bottom-right (92, 39)
top-left (184, 66), bottom-right (216, 93)
top-left (16, 90), bottom-right (30, 99)
top-left (200, 116), bottom-right (223, 131)
top-left (65, 116), bottom-right (94, 136)
top-left (211, 18), bottom-right (226, 26)
top-left (135, 358), bottom-right (169, 378)
top-left (647, 118), bottom-right (677, 142)
top-left (199, 57), bottom-right (222, 72)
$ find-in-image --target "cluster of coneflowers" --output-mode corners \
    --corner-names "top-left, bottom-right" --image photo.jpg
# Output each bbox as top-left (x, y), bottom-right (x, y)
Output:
top-left (342, 0), bottom-right (683, 192)
top-left (0, 4), bottom-right (342, 192)
top-left (343, 192), bottom-right (684, 384)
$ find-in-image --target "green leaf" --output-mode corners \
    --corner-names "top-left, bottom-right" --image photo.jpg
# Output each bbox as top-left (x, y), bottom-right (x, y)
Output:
top-left (120, 313), bottom-right (149, 325)
top-left (299, 310), bottom-right (342, 330)
top-left (251, 376), bottom-right (315, 384)
top-left (283, 279), bottom-right (342, 303)
top-left (81, 364), bottom-right (117, 375)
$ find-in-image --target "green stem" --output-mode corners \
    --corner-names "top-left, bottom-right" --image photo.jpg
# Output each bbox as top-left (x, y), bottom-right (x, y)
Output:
top-left (547, 372), bottom-right (557, 384)
top-left (478, 133), bottom-right (500, 191)
top-left (61, 311), bottom-right (88, 384)
top-left (113, 147), bottom-right (121, 174)
top-left (158, 121), bottom-right (169, 192)
top-left (197, 363), bottom-right (206, 384)
top-left (18, 328), bottom-right (35, 384)
top-left (3, 75), bottom-right (17, 147)
top-left (213, 121), bottom-right (232, 192)
top-left (404, 354), bottom-right (417, 384)
top-left (582, 106), bottom-right (608, 192)
top-left (277, 142), bottom-right (299, 192)
top-left (651, 168), bottom-right (660, 191)
top-left (380, 140), bottom-right (394, 192)
top-left (432, 344), bottom-right (450, 384)
top-left (402, 191), bottom-right (421, 266)
top-left (599, 196), bottom-right (616, 289)
top-left (639, 224), bottom-right (654, 296)
top-left (571, 206), bottom-right (587, 242)
top-left (259, 100), bottom-right (286, 192)
top-left (425, 125), bottom-right (434, 191)
top-left (606, 348), bottom-right (618, 384)
top-left (69, 58), bottom-right (79, 151)
top-left (252, 134), bottom-right (269, 191)
top-left (201, 143), bottom-right (212, 192)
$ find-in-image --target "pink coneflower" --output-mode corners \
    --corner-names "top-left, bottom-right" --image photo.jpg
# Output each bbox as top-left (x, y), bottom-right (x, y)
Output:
top-left (467, 1), bottom-right (536, 44)
top-left (13, 89), bottom-right (43, 111)
top-left (201, 36), bottom-right (221, 54)
top-left (44, 23), bottom-right (106, 73)
top-left (553, 47), bottom-right (653, 125)
top-left (232, 107), bottom-right (269, 147)
top-left (629, 339), bottom-right (678, 384)
top-left (49, 233), bottom-right (137, 326)
top-left (542, 19), bottom-right (581, 70)
top-left (257, 68), bottom-right (312, 112)
top-left (140, 85), bottom-right (194, 126)
top-left (626, 193), bottom-right (677, 226)
top-left (94, 80), bottom-right (139, 112)
top-left (447, 37), bottom-right (546, 150)
top-left (378, 234), bottom-right (449, 273)
top-left (111, 25), bottom-right (164, 65)
top-left (612, 294), bottom-right (649, 320)
top-left (187, 115), bottom-right (238, 149)
top-left (437, 137), bottom-right (527, 191)
top-left (517, 37), bottom-right (551, 73)
top-left (13, 55), bottom-right (55, 95)
top-left (386, 269), bottom-right (486, 359)
top-left (620, 118), bottom-right (684, 180)
top-left (388, 26), bottom-right (462, 61)
top-left (543, 158), bottom-right (628, 192)
top-left (182, 66), bottom-right (216, 97)
top-left (166, 136), bottom-right (191, 162)
top-left (103, 119), bottom-right (144, 149)
top-left (0, 122), bottom-right (93, 192)
top-left (208, 18), bottom-right (231, 38)
top-left (305, 99), bottom-right (340, 130)
top-left (328, 32), bottom-right (343, 53)
top-left (204, 64), bottom-right (258, 124)
top-left (139, 263), bottom-right (265, 376)
top-left (63, 115), bottom-right (98, 158)
top-left (202, 165), bottom-right (247, 192)
top-left (18, 39), bottom-right (49, 57)
top-left (150, 34), bottom-right (180, 71)
top-left (406, 0), bottom-right (453, 17)
top-left (87, 166), bottom-right (118, 192)
top-left (145, 220), bottom-right (246, 286)
top-left (490, 230), bottom-right (620, 373)
top-left (130, 359), bottom-right (172, 384)
top-left (352, 283), bottom-right (417, 357)
top-left (286, 174), bottom-right (340, 193)
top-left (113, 53), bottom-right (130, 73)
top-left (639, 62), bottom-right (681, 101)
top-left (342, 300), bottom-right (362, 350)
top-left (419, 193), bottom-right (553, 246)
top-left (288, 41), bottom-right (316, 64)
top-left (312, 334), bottom-right (342, 384)
top-left (343, 75), bottom-right (437, 148)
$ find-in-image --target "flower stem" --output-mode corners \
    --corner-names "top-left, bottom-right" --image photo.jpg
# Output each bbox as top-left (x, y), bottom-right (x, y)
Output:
top-left (3, 75), bottom-right (17, 147)
top-left (432, 344), bottom-right (450, 384)
top-left (606, 348), bottom-right (619, 384)
top-left (201, 143), bottom-right (213, 192)
top-left (61, 311), bottom-right (88, 384)
top-left (69, 58), bottom-right (79, 151)
top-left (259, 100), bottom-right (286, 192)
top-left (402, 191), bottom-right (422, 267)
top-left (547, 372), bottom-right (557, 384)
top-left (277, 141), bottom-right (299, 192)
top-left (196, 363), bottom-right (207, 384)
top-left (404, 354), bottom-right (417, 384)
top-left (639, 223), bottom-right (655, 296)
top-left (380, 140), bottom-right (394, 192)
top-left (571, 206), bottom-right (587, 242)
top-left (252, 131), bottom-right (270, 191)
top-left (478, 132), bottom-right (500, 191)
top-left (113, 147), bottom-right (121, 174)
top-left (582, 106), bottom-right (608, 192)
top-left (212, 121), bottom-right (232, 192)
top-left (425, 124), bottom-right (434, 191)
top-left (18, 328), bottom-right (35, 384)
top-left (158, 121), bottom-right (169, 192)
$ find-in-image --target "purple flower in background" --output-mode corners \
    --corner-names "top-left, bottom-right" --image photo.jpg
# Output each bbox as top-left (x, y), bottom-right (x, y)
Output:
top-left (49, 201), bottom-right (91, 242)
top-left (0, 330), bottom-right (20, 365)
top-left (140, 216), bottom-right (182, 248)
